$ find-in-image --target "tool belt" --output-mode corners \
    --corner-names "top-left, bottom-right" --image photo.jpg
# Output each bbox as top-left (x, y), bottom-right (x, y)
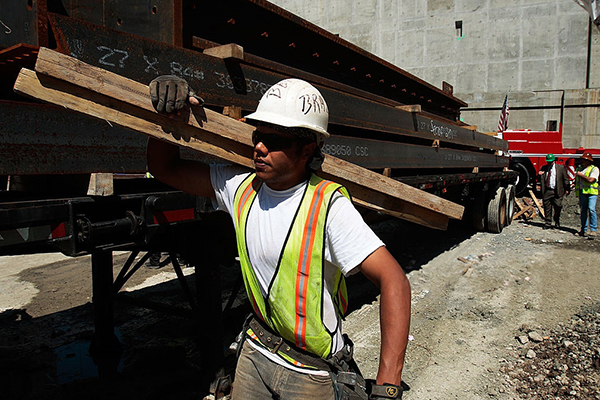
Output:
top-left (248, 317), bottom-right (332, 371)
top-left (246, 316), bottom-right (368, 400)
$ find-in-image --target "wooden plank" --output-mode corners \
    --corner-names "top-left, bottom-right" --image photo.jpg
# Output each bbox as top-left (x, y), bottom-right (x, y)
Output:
top-left (203, 43), bottom-right (244, 60)
top-left (513, 206), bottom-right (533, 220)
top-left (395, 104), bottom-right (421, 113)
top-left (515, 198), bottom-right (527, 211)
top-left (528, 190), bottom-right (545, 219)
top-left (17, 48), bottom-right (466, 228)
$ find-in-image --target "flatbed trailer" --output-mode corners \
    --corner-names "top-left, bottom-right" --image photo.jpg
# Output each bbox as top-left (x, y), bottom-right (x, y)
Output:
top-left (1, 0), bottom-right (516, 388)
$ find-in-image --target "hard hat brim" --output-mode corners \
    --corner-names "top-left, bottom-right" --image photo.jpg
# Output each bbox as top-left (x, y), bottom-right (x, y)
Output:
top-left (245, 110), bottom-right (330, 139)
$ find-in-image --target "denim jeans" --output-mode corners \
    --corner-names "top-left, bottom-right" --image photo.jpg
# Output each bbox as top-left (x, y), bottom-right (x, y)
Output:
top-left (231, 341), bottom-right (335, 400)
top-left (579, 194), bottom-right (598, 232)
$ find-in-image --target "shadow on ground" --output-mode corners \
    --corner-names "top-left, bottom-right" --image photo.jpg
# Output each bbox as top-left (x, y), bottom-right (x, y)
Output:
top-left (0, 217), bottom-right (476, 400)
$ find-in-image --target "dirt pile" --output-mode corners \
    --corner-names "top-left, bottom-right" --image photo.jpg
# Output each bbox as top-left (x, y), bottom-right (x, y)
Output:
top-left (503, 303), bottom-right (600, 399)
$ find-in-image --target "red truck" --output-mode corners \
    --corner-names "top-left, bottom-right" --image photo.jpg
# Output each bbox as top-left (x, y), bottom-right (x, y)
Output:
top-left (503, 127), bottom-right (600, 195)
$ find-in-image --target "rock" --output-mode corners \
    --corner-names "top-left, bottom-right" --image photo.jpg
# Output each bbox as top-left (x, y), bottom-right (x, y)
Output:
top-left (526, 350), bottom-right (536, 359)
top-left (518, 335), bottom-right (529, 344)
top-left (528, 331), bottom-right (544, 342)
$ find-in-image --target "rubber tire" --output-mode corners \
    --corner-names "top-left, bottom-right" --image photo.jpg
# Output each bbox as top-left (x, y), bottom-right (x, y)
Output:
top-left (471, 191), bottom-right (488, 232)
top-left (487, 187), bottom-right (507, 233)
top-left (511, 162), bottom-right (530, 196)
top-left (504, 185), bottom-right (516, 226)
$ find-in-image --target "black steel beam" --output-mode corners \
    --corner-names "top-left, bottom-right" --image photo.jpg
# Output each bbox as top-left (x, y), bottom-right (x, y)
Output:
top-left (0, 100), bottom-right (147, 175)
top-left (48, 13), bottom-right (507, 152)
top-left (324, 135), bottom-right (508, 170)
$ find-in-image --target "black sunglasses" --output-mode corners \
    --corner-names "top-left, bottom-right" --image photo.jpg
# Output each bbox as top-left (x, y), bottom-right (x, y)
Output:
top-left (252, 132), bottom-right (298, 151)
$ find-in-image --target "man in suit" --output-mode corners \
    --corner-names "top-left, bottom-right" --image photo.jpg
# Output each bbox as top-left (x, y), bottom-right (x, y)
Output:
top-left (539, 153), bottom-right (570, 229)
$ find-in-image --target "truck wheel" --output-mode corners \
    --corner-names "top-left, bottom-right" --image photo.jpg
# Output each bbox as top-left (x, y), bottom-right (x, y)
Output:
top-left (511, 162), bottom-right (530, 196)
top-left (471, 191), bottom-right (488, 231)
top-left (487, 187), bottom-right (506, 233)
top-left (504, 185), bottom-right (516, 226)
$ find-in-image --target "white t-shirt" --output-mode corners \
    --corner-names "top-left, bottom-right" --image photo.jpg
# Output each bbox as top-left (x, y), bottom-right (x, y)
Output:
top-left (209, 163), bottom-right (384, 374)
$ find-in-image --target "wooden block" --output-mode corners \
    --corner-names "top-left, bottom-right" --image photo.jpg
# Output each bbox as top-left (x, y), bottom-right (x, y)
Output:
top-left (16, 48), bottom-right (466, 229)
top-left (395, 104), bottom-right (421, 113)
top-left (464, 125), bottom-right (478, 131)
top-left (204, 43), bottom-right (244, 60)
top-left (382, 168), bottom-right (392, 177)
top-left (223, 106), bottom-right (243, 120)
top-left (87, 173), bottom-right (114, 196)
top-left (472, 167), bottom-right (479, 173)
top-left (432, 139), bottom-right (440, 148)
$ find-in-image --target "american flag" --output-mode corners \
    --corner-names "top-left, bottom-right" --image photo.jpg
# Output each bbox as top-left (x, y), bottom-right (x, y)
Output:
top-left (497, 94), bottom-right (509, 132)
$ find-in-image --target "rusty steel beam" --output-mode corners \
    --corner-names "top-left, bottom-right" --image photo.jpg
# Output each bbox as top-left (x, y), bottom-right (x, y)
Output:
top-left (0, 0), bottom-right (49, 49)
top-left (48, 13), bottom-right (507, 153)
top-left (182, 0), bottom-right (466, 120)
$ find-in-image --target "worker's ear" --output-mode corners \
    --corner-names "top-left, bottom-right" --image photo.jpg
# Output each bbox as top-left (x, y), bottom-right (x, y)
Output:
top-left (301, 142), bottom-right (317, 160)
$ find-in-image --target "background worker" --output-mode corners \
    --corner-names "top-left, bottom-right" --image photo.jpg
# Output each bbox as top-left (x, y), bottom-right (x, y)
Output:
top-left (147, 76), bottom-right (411, 399)
top-left (574, 152), bottom-right (598, 237)
top-left (538, 153), bottom-right (570, 229)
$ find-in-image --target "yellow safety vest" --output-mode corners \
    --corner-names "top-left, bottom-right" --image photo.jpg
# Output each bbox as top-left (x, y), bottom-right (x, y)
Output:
top-left (233, 173), bottom-right (350, 359)
top-left (575, 165), bottom-right (599, 196)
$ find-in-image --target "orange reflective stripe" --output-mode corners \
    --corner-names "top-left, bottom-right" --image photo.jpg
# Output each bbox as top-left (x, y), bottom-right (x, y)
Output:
top-left (236, 182), bottom-right (256, 226)
top-left (294, 180), bottom-right (333, 349)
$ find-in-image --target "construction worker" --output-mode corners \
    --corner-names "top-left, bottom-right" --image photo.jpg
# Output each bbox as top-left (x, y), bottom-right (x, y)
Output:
top-left (538, 153), bottom-right (570, 229)
top-left (574, 152), bottom-right (598, 237)
top-left (147, 76), bottom-right (411, 400)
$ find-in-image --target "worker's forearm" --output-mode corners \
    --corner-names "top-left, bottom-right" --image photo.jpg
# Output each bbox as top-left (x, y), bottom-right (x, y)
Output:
top-left (147, 137), bottom-right (180, 178)
top-left (376, 269), bottom-right (411, 385)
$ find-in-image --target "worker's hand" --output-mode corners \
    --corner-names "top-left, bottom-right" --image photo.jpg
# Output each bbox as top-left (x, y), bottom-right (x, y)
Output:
top-left (149, 75), bottom-right (203, 114)
top-left (368, 382), bottom-right (403, 399)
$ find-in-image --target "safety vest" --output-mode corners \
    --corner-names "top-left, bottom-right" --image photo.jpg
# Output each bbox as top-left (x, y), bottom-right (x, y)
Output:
top-left (233, 173), bottom-right (350, 359)
top-left (575, 165), bottom-right (599, 196)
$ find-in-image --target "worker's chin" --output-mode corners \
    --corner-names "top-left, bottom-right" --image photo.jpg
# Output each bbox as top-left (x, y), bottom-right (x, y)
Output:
top-left (255, 169), bottom-right (274, 181)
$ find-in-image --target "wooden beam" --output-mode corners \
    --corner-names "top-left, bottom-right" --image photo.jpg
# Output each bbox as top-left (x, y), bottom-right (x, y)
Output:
top-left (203, 43), bottom-right (244, 60)
top-left (395, 104), bottom-right (421, 113)
top-left (528, 190), bottom-right (545, 219)
top-left (16, 48), bottom-right (466, 229)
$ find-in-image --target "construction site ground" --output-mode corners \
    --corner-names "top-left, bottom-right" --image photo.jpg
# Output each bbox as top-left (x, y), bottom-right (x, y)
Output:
top-left (1, 193), bottom-right (599, 400)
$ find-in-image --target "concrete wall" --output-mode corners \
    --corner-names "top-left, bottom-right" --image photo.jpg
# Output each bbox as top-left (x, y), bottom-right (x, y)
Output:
top-left (270, 0), bottom-right (600, 150)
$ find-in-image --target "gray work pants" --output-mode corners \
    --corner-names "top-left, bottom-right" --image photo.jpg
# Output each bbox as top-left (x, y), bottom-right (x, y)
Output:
top-left (231, 340), bottom-right (335, 400)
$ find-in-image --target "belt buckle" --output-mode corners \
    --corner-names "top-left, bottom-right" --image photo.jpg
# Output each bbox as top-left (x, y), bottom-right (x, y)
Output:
top-left (271, 337), bottom-right (283, 353)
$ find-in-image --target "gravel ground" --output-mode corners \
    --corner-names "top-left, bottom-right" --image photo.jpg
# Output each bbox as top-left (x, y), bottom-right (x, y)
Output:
top-left (0, 193), bottom-right (599, 399)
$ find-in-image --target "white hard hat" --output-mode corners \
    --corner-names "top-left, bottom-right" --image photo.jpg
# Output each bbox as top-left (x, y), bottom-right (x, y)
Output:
top-left (245, 78), bottom-right (330, 139)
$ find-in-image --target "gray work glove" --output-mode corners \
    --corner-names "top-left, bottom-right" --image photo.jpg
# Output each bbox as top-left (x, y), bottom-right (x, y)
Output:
top-left (368, 381), bottom-right (403, 399)
top-left (149, 75), bottom-right (203, 114)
